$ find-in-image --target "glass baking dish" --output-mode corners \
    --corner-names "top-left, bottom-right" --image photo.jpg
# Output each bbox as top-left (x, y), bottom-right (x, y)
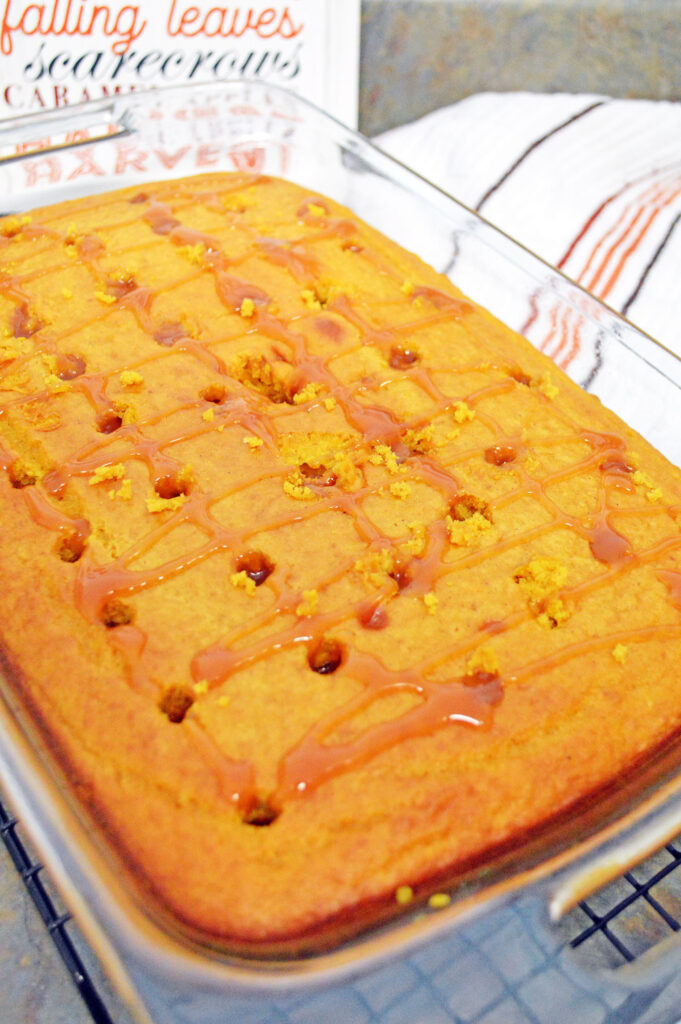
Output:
top-left (3, 81), bottom-right (681, 1024)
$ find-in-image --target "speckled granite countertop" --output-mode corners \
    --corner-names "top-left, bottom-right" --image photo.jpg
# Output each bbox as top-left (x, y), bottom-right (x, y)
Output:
top-left (0, 813), bottom-right (134, 1024)
top-left (359, 0), bottom-right (681, 135)
top-left (0, 838), bottom-right (86, 1024)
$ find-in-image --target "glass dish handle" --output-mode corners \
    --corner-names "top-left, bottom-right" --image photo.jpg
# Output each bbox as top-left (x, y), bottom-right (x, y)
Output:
top-left (0, 96), bottom-right (130, 167)
top-left (549, 786), bottom-right (681, 925)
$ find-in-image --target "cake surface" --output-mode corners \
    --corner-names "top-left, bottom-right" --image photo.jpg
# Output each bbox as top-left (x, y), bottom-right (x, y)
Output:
top-left (2, 172), bottom-right (681, 950)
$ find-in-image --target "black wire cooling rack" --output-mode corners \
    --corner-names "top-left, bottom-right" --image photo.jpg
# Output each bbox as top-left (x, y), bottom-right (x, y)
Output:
top-left (568, 839), bottom-right (681, 969)
top-left (0, 796), bottom-right (115, 1024)
top-left (4, 791), bottom-right (681, 1024)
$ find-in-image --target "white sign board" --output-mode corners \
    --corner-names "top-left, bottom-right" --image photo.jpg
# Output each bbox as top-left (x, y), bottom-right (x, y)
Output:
top-left (0, 1), bottom-right (360, 126)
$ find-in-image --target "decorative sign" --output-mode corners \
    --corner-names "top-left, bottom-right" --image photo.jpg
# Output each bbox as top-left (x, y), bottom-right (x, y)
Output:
top-left (0, 1), bottom-right (360, 126)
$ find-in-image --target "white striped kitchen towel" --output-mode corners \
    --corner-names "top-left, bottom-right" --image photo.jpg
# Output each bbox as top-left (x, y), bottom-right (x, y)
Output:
top-left (376, 93), bottom-right (681, 362)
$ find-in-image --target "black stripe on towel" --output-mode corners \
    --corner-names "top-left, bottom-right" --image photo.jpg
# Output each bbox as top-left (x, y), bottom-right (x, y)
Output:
top-left (475, 100), bottom-right (607, 212)
top-left (622, 210), bottom-right (681, 316)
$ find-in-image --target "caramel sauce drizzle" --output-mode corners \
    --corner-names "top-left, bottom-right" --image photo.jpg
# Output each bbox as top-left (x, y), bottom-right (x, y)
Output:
top-left (275, 650), bottom-right (492, 805)
top-left (2, 176), bottom-right (681, 814)
top-left (509, 624), bottom-right (681, 686)
top-left (659, 569), bottom-right (681, 610)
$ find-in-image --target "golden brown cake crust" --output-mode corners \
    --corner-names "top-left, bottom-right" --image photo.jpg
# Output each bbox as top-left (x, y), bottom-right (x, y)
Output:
top-left (2, 173), bottom-right (681, 949)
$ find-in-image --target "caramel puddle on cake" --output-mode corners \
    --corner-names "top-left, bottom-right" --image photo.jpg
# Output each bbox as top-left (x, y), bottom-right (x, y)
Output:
top-left (2, 173), bottom-right (681, 823)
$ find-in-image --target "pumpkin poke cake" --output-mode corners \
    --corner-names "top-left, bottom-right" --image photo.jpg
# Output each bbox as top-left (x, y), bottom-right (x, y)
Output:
top-left (1, 172), bottom-right (681, 950)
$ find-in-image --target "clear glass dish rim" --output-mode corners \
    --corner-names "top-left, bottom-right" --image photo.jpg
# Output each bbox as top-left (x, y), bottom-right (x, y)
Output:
top-left (2, 79), bottom-right (680, 385)
top-left (0, 80), bottom-right (681, 1002)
